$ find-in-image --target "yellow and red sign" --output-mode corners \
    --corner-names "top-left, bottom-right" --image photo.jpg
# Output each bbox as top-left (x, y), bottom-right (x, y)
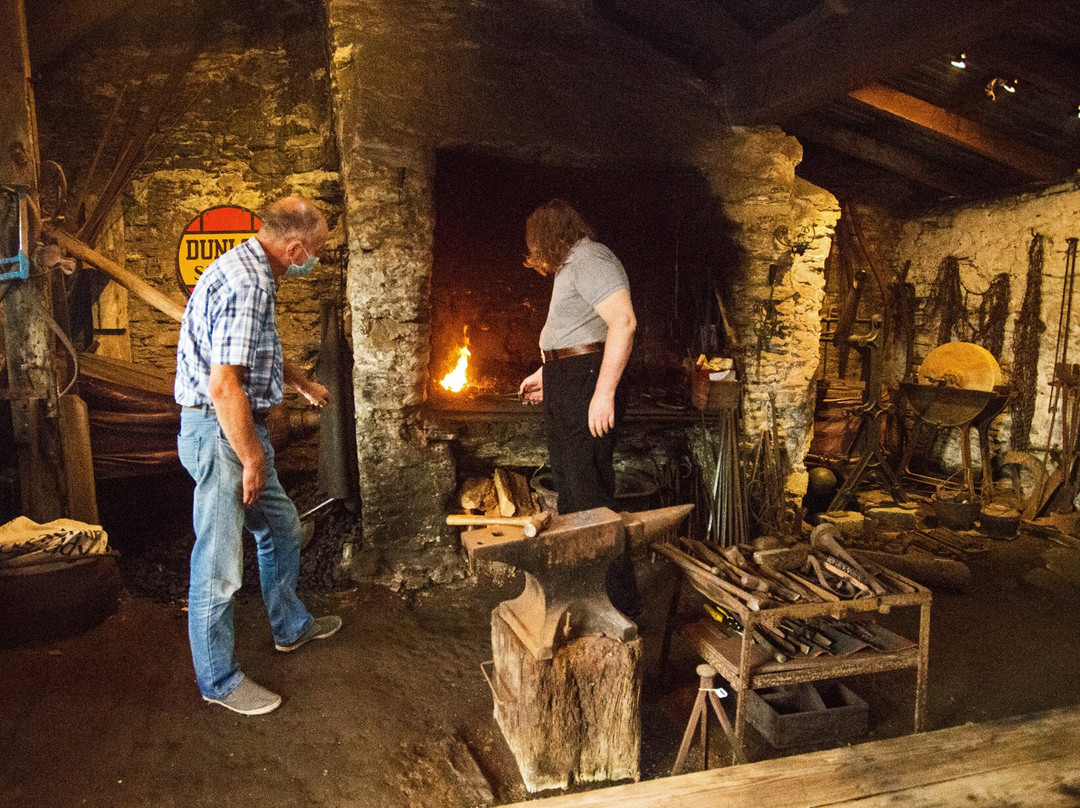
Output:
top-left (176, 206), bottom-right (262, 294)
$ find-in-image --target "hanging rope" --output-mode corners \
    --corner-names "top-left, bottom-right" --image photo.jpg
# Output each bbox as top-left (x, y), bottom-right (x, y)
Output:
top-left (1011, 232), bottom-right (1046, 451)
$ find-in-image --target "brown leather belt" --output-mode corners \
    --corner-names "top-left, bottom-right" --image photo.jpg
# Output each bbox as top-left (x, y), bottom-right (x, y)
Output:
top-left (541, 341), bottom-right (605, 363)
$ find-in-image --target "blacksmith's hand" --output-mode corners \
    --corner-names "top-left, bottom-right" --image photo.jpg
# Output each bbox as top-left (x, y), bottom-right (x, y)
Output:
top-left (588, 391), bottom-right (616, 437)
top-left (301, 380), bottom-right (330, 407)
top-left (519, 367), bottom-right (543, 405)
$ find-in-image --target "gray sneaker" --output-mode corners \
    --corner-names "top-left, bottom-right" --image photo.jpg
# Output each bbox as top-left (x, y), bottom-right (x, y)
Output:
top-left (275, 615), bottom-right (342, 653)
top-left (203, 676), bottom-right (281, 716)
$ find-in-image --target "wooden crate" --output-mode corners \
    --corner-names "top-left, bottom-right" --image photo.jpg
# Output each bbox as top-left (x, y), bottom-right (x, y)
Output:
top-left (744, 681), bottom-right (867, 749)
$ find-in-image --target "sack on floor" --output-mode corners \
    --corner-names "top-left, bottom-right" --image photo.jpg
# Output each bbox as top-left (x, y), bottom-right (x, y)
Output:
top-left (0, 516), bottom-right (110, 569)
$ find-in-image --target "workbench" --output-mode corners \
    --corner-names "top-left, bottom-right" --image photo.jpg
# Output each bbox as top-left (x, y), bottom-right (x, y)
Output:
top-left (677, 569), bottom-right (931, 763)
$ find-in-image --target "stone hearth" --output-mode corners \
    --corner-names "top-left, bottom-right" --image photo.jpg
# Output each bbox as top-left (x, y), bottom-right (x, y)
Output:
top-left (327, 0), bottom-right (839, 588)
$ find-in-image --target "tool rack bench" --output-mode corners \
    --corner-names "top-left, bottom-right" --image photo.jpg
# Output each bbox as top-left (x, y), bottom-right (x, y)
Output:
top-left (678, 573), bottom-right (931, 763)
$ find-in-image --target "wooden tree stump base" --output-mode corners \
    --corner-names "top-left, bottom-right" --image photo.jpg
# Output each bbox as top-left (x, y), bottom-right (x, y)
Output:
top-left (489, 607), bottom-right (642, 792)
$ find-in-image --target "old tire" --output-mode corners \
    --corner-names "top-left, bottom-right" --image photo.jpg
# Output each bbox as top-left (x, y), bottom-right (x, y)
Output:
top-left (0, 553), bottom-right (121, 648)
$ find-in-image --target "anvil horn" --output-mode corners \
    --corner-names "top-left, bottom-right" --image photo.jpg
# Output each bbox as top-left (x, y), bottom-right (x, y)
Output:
top-left (620, 503), bottom-right (695, 551)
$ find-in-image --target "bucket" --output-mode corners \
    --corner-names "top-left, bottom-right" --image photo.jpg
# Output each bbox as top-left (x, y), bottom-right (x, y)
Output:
top-left (932, 493), bottom-right (980, 530)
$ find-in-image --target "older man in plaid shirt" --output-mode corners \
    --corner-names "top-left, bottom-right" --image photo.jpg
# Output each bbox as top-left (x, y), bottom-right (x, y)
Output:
top-left (175, 195), bottom-right (341, 715)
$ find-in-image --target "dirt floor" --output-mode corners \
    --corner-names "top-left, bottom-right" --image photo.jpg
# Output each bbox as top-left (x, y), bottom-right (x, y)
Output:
top-left (3, 476), bottom-right (1080, 807)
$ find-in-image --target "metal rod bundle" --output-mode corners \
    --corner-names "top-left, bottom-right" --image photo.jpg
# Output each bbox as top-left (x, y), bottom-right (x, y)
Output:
top-left (705, 404), bottom-right (747, 547)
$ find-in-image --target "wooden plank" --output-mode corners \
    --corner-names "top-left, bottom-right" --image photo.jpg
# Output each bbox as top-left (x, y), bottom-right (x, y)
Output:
top-left (721, 0), bottom-right (1056, 125)
top-left (848, 83), bottom-right (1073, 181)
top-left (788, 118), bottom-right (977, 196)
top-left (78, 352), bottom-right (174, 396)
top-left (51, 229), bottom-right (187, 322)
top-left (838, 753), bottom-right (1080, 806)
top-left (0, 0), bottom-right (38, 191)
top-left (502, 705), bottom-right (1080, 807)
top-left (58, 394), bottom-right (99, 525)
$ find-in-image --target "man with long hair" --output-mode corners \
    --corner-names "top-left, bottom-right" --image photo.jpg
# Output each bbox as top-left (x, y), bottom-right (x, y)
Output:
top-left (518, 199), bottom-right (640, 614)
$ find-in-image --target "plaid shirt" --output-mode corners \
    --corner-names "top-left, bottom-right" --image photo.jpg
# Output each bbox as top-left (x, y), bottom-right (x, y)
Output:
top-left (174, 237), bottom-right (283, 410)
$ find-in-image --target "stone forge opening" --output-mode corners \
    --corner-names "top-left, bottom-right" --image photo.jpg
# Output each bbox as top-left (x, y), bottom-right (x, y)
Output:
top-left (427, 149), bottom-right (730, 408)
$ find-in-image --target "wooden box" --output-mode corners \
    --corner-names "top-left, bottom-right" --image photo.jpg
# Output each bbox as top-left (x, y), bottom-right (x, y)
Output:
top-left (744, 681), bottom-right (868, 749)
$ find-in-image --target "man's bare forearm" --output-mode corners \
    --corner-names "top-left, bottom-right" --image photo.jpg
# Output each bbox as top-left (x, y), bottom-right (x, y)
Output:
top-left (595, 322), bottom-right (634, 397)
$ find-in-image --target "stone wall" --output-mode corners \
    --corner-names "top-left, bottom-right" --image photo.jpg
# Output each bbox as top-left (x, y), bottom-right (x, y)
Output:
top-left (887, 177), bottom-right (1080, 456)
top-left (327, 0), bottom-right (838, 584)
top-left (35, 0), bottom-right (343, 375)
top-left (696, 131), bottom-right (839, 500)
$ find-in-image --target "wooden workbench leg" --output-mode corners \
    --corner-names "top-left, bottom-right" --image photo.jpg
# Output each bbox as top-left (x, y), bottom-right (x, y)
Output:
top-left (658, 576), bottom-right (683, 686)
top-left (732, 619), bottom-right (755, 764)
top-left (915, 601), bottom-right (931, 732)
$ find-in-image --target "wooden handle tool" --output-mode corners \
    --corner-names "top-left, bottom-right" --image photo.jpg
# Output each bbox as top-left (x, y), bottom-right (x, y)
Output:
top-left (446, 511), bottom-right (551, 537)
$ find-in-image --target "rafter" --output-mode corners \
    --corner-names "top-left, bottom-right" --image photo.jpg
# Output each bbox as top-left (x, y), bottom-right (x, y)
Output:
top-left (718, 0), bottom-right (1058, 125)
top-left (848, 83), bottom-right (1074, 181)
top-left (789, 118), bottom-right (979, 196)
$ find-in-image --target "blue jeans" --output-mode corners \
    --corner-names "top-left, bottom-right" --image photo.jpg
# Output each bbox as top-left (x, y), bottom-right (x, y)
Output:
top-left (178, 408), bottom-right (312, 699)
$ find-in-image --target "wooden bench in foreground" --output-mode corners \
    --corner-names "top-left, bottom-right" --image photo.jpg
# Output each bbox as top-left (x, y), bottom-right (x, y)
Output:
top-left (505, 703), bottom-right (1080, 807)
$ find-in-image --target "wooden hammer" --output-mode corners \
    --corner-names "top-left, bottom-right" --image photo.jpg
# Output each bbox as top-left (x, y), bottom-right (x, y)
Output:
top-left (446, 511), bottom-right (551, 538)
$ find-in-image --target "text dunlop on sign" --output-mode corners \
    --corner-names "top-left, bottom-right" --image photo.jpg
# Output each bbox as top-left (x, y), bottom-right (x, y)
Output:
top-left (176, 206), bottom-right (262, 294)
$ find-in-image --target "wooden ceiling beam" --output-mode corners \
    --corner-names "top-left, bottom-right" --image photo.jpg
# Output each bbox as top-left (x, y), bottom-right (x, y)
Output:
top-left (848, 82), bottom-right (1074, 181)
top-left (789, 118), bottom-right (978, 196)
top-left (720, 0), bottom-right (1057, 125)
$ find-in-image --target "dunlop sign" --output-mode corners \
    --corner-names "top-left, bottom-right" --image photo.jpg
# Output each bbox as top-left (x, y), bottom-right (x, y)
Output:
top-left (176, 206), bottom-right (262, 295)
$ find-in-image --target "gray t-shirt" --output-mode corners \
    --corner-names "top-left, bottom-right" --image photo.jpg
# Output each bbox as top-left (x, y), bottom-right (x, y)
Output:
top-left (539, 238), bottom-right (630, 351)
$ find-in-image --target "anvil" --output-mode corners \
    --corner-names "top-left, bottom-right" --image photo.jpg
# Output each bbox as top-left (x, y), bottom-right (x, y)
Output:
top-left (461, 504), bottom-right (693, 660)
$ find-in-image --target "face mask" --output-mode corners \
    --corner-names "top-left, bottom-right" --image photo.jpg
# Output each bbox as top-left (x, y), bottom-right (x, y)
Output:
top-left (286, 246), bottom-right (319, 277)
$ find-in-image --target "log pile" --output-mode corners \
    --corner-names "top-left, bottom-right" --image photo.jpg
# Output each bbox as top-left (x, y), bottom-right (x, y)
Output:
top-left (456, 469), bottom-right (540, 518)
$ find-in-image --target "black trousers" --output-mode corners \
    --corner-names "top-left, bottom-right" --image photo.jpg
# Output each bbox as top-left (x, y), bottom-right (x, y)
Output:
top-left (542, 352), bottom-right (619, 513)
top-left (542, 351), bottom-right (641, 616)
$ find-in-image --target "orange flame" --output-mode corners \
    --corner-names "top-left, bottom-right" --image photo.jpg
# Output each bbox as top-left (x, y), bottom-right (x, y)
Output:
top-left (440, 344), bottom-right (471, 393)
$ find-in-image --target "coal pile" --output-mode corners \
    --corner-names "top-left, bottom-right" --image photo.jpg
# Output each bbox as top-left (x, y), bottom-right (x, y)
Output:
top-left (106, 471), bottom-right (360, 604)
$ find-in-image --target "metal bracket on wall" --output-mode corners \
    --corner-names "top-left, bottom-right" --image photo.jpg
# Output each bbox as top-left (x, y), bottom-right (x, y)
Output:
top-left (0, 185), bottom-right (31, 282)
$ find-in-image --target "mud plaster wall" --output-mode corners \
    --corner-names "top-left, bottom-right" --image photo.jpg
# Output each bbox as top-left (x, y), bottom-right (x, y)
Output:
top-left (34, 0), bottom-right (343, 378)
top-left (887, 178), bottom-right (1080, 460)
top-left (327, 0), bottom-right (838, 587)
